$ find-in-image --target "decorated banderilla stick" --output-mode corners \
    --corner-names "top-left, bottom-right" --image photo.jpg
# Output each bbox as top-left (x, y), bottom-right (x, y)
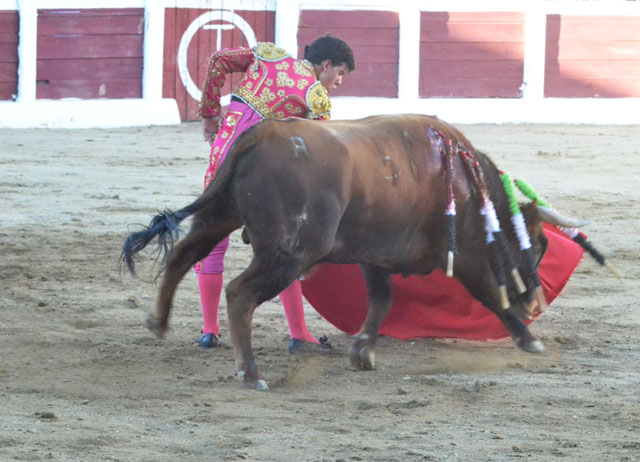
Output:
top-left (443, 138), bottom-right (458, 277)
top-left (500, 172), bottom-right (548, 316)
top-left (459, 149), bottom-right (521, 310)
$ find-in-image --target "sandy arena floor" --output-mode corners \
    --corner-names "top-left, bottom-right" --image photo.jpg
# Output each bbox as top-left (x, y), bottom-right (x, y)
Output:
top-left (0, 121), bottom-right (638, 461)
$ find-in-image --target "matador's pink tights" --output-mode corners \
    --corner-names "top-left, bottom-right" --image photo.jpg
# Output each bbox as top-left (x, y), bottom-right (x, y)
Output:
top-left (198, 242), bottom-right (318, 343)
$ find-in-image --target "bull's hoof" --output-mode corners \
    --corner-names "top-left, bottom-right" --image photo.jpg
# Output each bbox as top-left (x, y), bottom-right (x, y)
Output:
top-left (243, 379), bottom-right (269, 391)
top-left (516, 337), bottom-right (545, 353)
top-left (146, 315), bottom-right (168, 339)
top-left (349, 344), bottom-right (376, 370)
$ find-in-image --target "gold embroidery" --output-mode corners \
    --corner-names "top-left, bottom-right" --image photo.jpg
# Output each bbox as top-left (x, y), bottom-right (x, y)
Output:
top-left (296, 79), bottom-right (309, 90)
top-left (265, 78), bottom-right (274, 87)
top-left (277, 89), bottom-right (286, 98)
top-left (226, 114), bottom-right (237, 127)
top-left (206, 110), bottom-right (242, 185)
top-left (306, 82), bottom-right (331, 118)
top-left (260, 86), bottom-right (276, 103)
top-left (293, 60), bottom-right (313, 77)
top-left (276, 71), bottom-right (295, 88)
top-left (234, 87), bottom-right (270, 117)
top-left (255, 42), bottom-right (290, 61)
top-left (275, 61), bottom-right (290, 71)
top-left (275, 111), bottom-right (285, 118)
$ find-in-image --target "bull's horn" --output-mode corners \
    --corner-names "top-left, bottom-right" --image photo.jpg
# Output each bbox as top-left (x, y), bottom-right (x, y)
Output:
top-left (536, 206), bottom-right (591, 228)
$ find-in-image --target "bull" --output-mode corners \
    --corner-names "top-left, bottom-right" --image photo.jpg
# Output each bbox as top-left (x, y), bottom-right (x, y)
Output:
top-left (122, 114), bottom-right (586, 391)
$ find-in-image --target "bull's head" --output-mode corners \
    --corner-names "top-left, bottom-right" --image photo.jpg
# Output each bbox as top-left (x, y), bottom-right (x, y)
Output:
top-left (509, 202), bottom-right (589, 319)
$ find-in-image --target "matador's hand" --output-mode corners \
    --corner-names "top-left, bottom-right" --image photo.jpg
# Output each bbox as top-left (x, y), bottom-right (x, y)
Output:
top-left (202, 116), bottom-right (222, 145)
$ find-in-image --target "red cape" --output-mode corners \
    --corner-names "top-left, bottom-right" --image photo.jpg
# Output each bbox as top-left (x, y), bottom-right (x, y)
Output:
top-left (301, 224), bottom-right (584, 340)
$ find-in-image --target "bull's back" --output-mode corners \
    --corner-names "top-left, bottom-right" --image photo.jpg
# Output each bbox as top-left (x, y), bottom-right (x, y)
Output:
top-left (236, 115), bottom-right (477, 270)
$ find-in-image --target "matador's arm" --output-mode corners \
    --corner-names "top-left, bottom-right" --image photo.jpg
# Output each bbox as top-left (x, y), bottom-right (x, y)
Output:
top-left (199, 47), bottom-right (255, 118)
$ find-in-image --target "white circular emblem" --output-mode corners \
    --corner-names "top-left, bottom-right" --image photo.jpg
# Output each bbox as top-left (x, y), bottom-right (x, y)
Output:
top-left (178, 11), bottom-right (257, 105)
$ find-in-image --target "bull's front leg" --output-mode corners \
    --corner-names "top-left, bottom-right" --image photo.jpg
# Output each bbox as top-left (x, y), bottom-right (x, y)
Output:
top-left (350, 265), bottom-right (393, 370)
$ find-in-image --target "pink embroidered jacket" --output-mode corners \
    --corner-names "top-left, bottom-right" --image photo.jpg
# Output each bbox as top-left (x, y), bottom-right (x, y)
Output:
top-left (199, 42), bottom-right (331, 121)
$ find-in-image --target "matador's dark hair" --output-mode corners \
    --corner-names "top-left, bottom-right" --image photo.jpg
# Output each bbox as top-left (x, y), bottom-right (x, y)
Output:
top-left (304, 34), bottom-right (356, 72)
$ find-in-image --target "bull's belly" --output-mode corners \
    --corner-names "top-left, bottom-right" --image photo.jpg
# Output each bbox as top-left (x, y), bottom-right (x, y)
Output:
top-left (323, 233), bottom-right (440, 275)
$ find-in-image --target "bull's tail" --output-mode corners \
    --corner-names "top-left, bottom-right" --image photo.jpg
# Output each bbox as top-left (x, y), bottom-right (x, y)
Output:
top-left (121, 202), bottom-right (201, 275)
top-left (121, 129), bottom-right (258, 276)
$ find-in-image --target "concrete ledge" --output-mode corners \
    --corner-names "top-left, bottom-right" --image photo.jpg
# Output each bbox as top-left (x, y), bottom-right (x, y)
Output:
top-left (0, 98), bottom-right (181, 129)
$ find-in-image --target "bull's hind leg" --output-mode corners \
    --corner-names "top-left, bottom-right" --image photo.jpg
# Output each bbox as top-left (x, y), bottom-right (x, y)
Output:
top-left (350, 265), bottom-right (393, 370)
top-left (225, 254), bottom-right (304, 391)
top-left (149, 225), bottom-right (236, 338)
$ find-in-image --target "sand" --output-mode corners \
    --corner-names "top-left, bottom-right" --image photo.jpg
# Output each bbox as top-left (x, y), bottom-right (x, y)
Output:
top-left (1, 121), bottom-right (638, 461)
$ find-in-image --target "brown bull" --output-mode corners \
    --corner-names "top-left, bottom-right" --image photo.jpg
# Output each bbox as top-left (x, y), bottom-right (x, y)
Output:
top-left (122, 114), bottom-right (583, 391)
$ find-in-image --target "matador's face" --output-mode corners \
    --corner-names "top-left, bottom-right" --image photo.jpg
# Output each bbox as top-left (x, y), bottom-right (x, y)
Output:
top-left (318, 62), bottom-right (350, 94)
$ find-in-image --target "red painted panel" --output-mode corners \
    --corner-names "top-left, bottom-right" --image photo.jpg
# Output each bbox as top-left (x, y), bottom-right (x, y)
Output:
top-left (35, 8), bottom-right (144, 100)
top-left (420, 79), bottom-right (524, 98)
top-left (298, 26), bottom-right (396, 46)
top-left (298, 10), bottom-right (398, 28)
top-left (545, 15), bottom-right (640, 97)
top-left (422, 12), bottom-right (524, 23)
top-left (298, 10), bottom-right (398, 98)
top-left (38, 35), bottom-right (144, 59)
top-left (0, 43), bottom-right (18, 63)
top-left (545, 79), bottom-right (640, 98)
top-left (547, 41), bottom-right (640, 60)
top-left (169, 8), bottom-right (189, 119)
top-left (0, 11), bottom-right (19, 34)
top-left (422, 22), bottom-right (524, 43)
top-left (420, 42), bottom-right (524, 60)
top-left (0, 33), bottom-right (19, 45)
top-left (38, 15), bottom-right (144, 36)
top-left (422, 60), bottom-right (523, 80)
top-left (330, 62), bottom-right (398, 98)
top-left (0, 11), bottom-right (18, 100)
top-left (162, 6), bottom-right (178, 102)
top-left (37, 58), bottom-right (143, 80)
top-left (547, 16), bottom-right (640, 41)
top-left (0, 81), bottom-right (17, 100)
top-left (162, 8), bottom-right (276, 121)
top-left (0, 62), bottom-right (17, 82)
top-left (546, 60), bottom-right (640, 80)
top-left (36, 79), bottom-right (141, 99)
top-left (419, 11), bottom-right (524, 98)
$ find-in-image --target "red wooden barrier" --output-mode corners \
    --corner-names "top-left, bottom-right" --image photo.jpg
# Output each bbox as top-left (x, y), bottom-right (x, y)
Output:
top-left (162, 8), bottom-right (275, 121)
top-left (0, 10), bottom-right (18, 101)
top-left (297, 10), bottom-right (399, 98)
top-left (545, 15), bottom-right (640, 97)
top-left (420, 11), bottom-right (525, 98)
top-left (36, 8), bottom-right (144, 100)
